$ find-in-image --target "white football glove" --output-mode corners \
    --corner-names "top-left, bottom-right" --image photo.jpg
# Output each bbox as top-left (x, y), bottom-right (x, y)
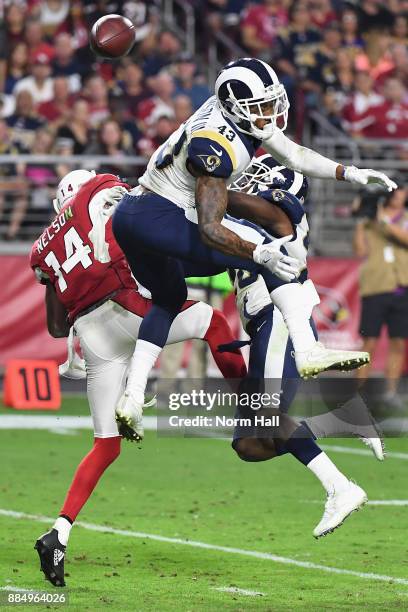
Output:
top-left (344, 166), bottom-right (397, 192)
top-left (103, 185), bottom-right (129, 210)
top-left (253, 235), bottom-right (301, 282)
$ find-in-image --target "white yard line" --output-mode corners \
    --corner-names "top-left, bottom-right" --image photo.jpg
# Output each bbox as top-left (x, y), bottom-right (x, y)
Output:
top-left (0, 508), bottom-right (407, 586)
top-left (0, 586), bottom-right (36, 592)
top-left (305, 500), bottom-right (408, 506)
top-left (319, 444), bottom-right (408, 460)
top-left (212, 586), bottom-right (265, 596)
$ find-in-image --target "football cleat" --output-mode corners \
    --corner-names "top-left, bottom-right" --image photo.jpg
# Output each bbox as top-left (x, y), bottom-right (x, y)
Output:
top-left (313, 481), bottom-right (367, 538)
top-left (295, 342), bottom-right (370, 379)
top-left (360, 436), bottom-right (385, 461)
top-left (34, 529), bottom-right (66, 587)
top-left (115, 391), bottom-right (144, 442)
top-left (330, 395), bottom-right (385, 461)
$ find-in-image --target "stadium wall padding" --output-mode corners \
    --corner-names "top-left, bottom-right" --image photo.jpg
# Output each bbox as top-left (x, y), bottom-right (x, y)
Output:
top-left (0, 255), bottom-right (391, 371)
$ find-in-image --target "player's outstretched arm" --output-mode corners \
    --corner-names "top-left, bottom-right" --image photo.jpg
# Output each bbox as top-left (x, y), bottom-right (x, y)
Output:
top-left (263, 129), bottom-right (397, 192)
top-left (195, 174), bottom-right (256, 259)
top-left (45, 282), bottom-right (70, 338)
top-left (227, 190), bottom-right (293, 237)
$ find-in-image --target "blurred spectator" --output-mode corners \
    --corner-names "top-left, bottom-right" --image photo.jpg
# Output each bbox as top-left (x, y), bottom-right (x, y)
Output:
top-left (391, 13), bottom-right (408, 46)
top-left (85, 118), bottom-right (134, 177)
top-left (333, 49), bottom-right (355, 100)
top-left (340, 7), bottom-right (364, 57)
top-left (389, 44), bottom-right (408, 89)
top-left (6, 89), bottom-right (43, 150)
top-left (37, 76), bottom-right (73, 125)
top-left (355, 0), bottom-right (395, 34)
top-left (14, 50), bottom-right (54, 105)
top-left (275, 3), bottom-right (321, 100)
top-left (173, 94), bottom-right (193, 127)
top-left (137, 114), bottom-right (175, 158)
top-left (5, 42), bottom-right (28, 95)
top-left (56, 98), bottom-right (92, 154)
top-left (318, 89), bottom-right (347, 133)
top-left (51, 32), bottom-right (83, 93)
top-left (36, 1), bottom-right (70, 37)
top-left (25, 127), bottom-right (56, 229)
top-left (240, 0), bottom-right (289, 61)
top-left (137, 71), bottom-right (175, 128)
top-left (113, 61), bottom-right (150, 118)
top-left (54, 135), bottom-right (75, 181)
top-left (4, 2), bottom-right (26, 48)
top-left (173, 52), bottom-right (211, 110)
top-left (24, 18), bottom-right (54, 60)
top-left (82, 74), bottom-right (110, 128)
top-left (354, 31), bottom-right (395, 82)
top-left (302, 24), bottom-right (343, 100)
top-left (0, 118), bottom-right (27, 240)
top-left (142, 30), bottom-right (182, 77)
top-left (353, 185), bottom-right (408, 409)
top-left (342, 72), bottom-right (384, 137)
top-left (308, 0), bottom-right (337, 30)
top-left (363, 77), bottom-right (408, 139)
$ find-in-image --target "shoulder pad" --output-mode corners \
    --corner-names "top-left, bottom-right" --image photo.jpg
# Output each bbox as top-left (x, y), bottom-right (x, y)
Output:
top-left (188, 129), bottom-right (237, 178)
top-left (258, 189), bottom-right (304, 226)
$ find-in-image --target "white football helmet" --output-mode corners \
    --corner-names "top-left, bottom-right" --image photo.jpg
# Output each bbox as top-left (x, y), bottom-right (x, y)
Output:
top-left (53, 169), bottom-right (96, 213)
top-left (215, 58), bottom-right (289, 138)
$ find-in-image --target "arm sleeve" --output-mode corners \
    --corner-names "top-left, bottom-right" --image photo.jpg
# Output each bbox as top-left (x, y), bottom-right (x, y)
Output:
top-left (262, 129), bottom-right (339, 179)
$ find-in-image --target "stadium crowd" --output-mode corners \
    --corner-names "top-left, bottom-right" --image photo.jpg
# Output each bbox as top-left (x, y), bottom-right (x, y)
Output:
top-left (0, 0), bottom-right (406, 239)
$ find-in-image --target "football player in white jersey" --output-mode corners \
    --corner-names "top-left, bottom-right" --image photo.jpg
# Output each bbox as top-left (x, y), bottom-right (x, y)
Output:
top-left (111, 58), bottom-right (395, 457)
top-left (225, 156), bottom-right (384, 537)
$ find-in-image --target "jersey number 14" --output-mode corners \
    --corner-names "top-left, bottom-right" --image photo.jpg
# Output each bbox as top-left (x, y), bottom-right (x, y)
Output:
top-left (44, 227), bottom-right (92, 292)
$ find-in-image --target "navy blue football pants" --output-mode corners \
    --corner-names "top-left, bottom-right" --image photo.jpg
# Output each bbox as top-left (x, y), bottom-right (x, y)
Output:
top-left (112, 191), bottom-right (288, 347)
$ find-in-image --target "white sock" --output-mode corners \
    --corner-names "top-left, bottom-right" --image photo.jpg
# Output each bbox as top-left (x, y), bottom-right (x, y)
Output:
top-left (307, 452), bottom-right (349, 494)
top-left (53, 517), bottom-right (72, 547)
top-left (126, 340), bottom-right (162, 399)
top-left (271, 284), bottom-right (316, 352)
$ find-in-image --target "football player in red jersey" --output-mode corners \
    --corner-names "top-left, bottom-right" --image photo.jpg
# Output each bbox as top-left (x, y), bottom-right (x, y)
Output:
top-left (31, 169), bottom-right (247, 587)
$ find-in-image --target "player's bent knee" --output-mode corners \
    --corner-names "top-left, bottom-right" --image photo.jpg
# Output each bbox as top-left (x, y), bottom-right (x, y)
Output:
top-left (232, 437), bottom-right (277, 462)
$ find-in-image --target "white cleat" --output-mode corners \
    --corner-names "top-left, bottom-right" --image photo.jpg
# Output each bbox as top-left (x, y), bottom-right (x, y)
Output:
top-left (295, 342), bottom-right (370, 379)
top-left (360, 436), bottom-right (385, 461)
top-left (313, 481), bottom-right (367, 538)
top-left (115, 391), bottom-right (144, 442)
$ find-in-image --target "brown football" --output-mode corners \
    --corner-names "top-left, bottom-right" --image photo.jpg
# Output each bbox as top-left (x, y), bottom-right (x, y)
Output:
top-left (90, 14), bottom-right (135, 59)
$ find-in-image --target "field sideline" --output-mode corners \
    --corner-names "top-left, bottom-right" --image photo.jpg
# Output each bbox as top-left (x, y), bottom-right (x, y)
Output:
top-left (1, 397), bottom-right (407, 610)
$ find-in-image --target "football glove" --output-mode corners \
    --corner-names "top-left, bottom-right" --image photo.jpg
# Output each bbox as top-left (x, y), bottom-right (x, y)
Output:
top-left (344, 166), bottom-right (397, 192)
top-left (253, 235), bottom-right (301, 282)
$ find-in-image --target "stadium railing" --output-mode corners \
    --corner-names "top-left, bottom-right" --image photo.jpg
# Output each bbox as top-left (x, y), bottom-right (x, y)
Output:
top-left (0, 141), bottom-right (405, 257)
top-left (0, 154), bottom-right (148, 251)
top-left (306, 137), bottom-right (407, 257)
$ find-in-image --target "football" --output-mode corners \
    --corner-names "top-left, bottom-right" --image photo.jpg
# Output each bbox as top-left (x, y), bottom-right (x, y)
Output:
top-left (90, 14), bottom-right (135, 59)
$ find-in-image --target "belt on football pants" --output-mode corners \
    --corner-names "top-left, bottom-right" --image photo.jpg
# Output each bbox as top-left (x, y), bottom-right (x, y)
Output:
top-left (73, 290), bottom-right (119, 323)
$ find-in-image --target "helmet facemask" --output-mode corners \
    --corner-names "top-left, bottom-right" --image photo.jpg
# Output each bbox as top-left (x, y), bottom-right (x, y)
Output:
top-left (225, 82), bottom-right (289, 138)
top-left (230, 158), bottom-right (286, 193)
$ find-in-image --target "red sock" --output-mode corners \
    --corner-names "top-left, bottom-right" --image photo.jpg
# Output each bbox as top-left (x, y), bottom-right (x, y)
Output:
top-left (60, 436), bottom-right (121, 523)
top-left (204, 309), bottom-right (247, 378)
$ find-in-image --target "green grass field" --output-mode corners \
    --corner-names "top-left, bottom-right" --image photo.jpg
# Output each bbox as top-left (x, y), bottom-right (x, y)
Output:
top-left (1, 397), bottom-right (408, 611)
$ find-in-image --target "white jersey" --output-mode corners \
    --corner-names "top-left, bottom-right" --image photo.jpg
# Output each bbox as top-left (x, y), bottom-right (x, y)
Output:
top-left (138, 96), bottom-right (258, 220)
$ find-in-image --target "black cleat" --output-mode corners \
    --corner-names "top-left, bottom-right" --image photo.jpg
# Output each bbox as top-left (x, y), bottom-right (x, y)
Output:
top-left (34, 529), bottom-right (66, 587)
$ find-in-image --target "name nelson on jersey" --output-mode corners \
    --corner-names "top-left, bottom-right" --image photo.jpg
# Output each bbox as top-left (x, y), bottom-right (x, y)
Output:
top-left (36, 206), bottom-right (74, 254)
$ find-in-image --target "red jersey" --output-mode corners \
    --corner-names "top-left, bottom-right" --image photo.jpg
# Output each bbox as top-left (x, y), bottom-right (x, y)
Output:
top-left (30, 173), bottom-right (151, 322)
